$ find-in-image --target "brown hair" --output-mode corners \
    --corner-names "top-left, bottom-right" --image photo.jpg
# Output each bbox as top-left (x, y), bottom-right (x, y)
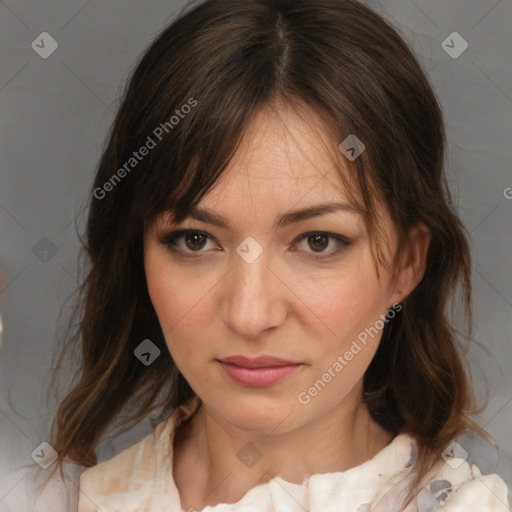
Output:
top-left (41, 0), bottom-right (486, 508)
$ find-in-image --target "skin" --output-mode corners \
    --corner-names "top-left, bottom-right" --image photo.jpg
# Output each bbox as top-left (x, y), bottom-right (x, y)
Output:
top-left (143, 101), bottom-right (431, 510)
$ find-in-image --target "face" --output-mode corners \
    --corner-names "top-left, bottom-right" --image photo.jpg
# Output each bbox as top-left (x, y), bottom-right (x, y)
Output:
top-left (143, 103), bottom-right (406, 435)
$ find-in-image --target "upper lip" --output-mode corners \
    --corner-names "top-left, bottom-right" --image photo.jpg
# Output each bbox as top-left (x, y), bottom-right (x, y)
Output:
top-left (218, 355), bottom-right (301, 368)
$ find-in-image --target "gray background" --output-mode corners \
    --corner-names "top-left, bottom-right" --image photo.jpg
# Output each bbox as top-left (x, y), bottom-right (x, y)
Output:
top-left (0, 0), bottom-right (511, 507)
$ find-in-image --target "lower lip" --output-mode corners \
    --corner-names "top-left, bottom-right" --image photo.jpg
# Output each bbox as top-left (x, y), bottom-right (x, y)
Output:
top-left (218, 362), bottom-right (302, 387)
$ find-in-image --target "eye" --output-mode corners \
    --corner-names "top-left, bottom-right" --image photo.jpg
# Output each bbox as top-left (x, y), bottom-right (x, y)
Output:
top-left (160, 229), bottom-right (351, 260)
top-left (160, 230), bottom-right (217, 257)
top-left (292, 232), bottom-right (351, 260)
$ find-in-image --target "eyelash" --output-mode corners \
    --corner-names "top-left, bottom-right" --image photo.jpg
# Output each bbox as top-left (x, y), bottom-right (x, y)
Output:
top-left (160, 230), bottom-right (351, 261)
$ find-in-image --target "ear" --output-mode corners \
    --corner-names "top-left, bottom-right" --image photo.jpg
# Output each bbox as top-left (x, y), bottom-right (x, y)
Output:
top-left (389, 222), bottom-right (431, 306)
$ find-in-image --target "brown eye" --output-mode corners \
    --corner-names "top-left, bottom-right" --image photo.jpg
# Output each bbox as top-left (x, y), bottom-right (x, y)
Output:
top-left (184, 232), bottom-right (208, 251)
top-left (293, 232), bottom-right (351, 260)
top-left (161, 230), bottom-right (217, 256)
top-left (307, 234), bottom-right (329, 252)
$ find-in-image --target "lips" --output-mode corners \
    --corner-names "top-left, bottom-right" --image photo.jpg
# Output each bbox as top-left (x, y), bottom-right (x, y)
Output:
top-left (217, 355), bottom-right (303, 387)
top-left (218, 355), bottom-right (300, 368)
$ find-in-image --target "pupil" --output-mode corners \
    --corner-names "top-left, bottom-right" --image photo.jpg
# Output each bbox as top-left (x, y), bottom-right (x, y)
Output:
top-left (185, 233), bottom-right (206, 250)
top-left (309, 234), bottom-right (328, 252)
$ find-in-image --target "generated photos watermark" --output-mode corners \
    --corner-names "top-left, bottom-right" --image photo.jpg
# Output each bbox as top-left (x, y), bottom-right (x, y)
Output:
top-left (298, 302), bottom-right (402, 405)
top-left (93, 97), bottom-right (197, 200)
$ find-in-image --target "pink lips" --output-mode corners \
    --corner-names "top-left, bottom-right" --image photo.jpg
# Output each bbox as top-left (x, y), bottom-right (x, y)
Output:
top-left (217, 355), bottom-right (302, 387)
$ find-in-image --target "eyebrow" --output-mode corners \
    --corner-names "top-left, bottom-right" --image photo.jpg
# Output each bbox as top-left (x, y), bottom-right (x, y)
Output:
top-left (170, 201), bottom-right (364, 232)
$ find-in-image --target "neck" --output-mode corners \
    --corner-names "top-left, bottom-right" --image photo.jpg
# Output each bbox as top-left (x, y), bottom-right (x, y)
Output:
top-left (173, 386), bottom-right (394, 510)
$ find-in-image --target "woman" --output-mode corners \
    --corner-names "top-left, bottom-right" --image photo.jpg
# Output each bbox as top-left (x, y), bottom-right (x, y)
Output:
top-left (27, 0), bottom-right (511, 510)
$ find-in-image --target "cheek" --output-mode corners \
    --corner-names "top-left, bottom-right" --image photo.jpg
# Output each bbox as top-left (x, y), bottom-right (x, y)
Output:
top-left (145, 254), bottom-right (219, 360)
top-left (295, 267), bottom-right (388, 405)
top-left (294, 255), bottom-right (387, 348)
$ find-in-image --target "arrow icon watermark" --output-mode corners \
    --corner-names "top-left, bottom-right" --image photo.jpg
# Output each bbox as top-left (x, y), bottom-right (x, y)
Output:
top-left (236, 236), bottom-right (263, 264)
top-left (31, 32), bottom-right (58, 59)
top-left (31, 442), bottom-right (58, 469)
top-left (338, 134), bottom-right (366, 161)
top-left (134, 339), bottom-right (161, 366)
top-left (441, 32), bottom-right (468, 59)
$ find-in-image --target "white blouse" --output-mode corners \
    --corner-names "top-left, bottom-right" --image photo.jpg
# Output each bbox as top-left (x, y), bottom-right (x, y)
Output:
top-left (1, 396), bottom-right (509, 512)
top-left (77, 397), bottom-right (510, 512)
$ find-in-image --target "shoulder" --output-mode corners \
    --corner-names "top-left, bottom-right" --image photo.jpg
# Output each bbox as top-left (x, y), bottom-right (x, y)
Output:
top-left (0, 461), bottom-right (84, 512)
top-left (78, 417), bottom-right (170, 509)
top-left (412, 459), bottom-right (510, 511)
top-left (315, 432), bottom-right (511, 511)
top-left (78, 396), bottom-right (201, 512)
top-left (399, 432), bottom-right (511, 511)
top-left (442, 470), bottom-right (509, 510)
top-left (401, 433), bottom-right (511, 512)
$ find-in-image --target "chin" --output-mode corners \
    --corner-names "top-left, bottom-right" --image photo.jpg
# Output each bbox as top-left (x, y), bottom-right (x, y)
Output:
top-left (212, 393), bottom-right (302, 435)
top-left (226, 411), bottom-right (289, 435)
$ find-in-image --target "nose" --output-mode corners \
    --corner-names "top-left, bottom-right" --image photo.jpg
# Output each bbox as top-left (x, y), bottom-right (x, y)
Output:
top-left (221, 248), bottom-right (287, 339)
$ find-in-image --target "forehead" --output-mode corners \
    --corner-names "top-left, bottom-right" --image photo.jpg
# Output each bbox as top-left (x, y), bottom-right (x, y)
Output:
top-left (204, 102), bottom-right (361, 208)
